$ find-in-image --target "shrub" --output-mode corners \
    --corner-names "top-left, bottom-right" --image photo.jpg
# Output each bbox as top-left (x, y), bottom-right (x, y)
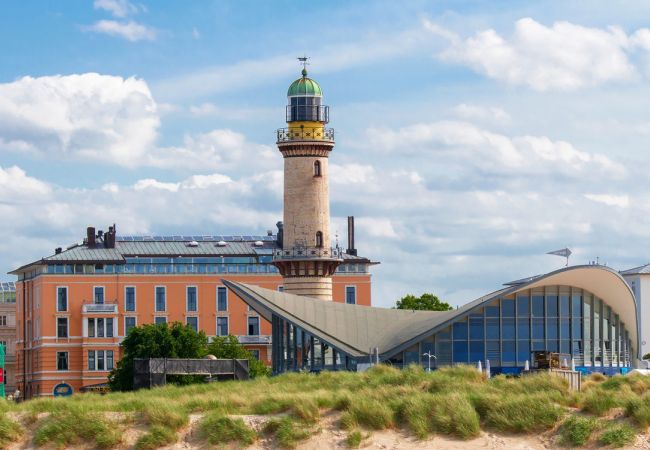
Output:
top-left (199, 413), bottom-right (256, 445)
top-left (0, 414), bottom-right (22, 447)
top-left (135, 425), bottom-right (177, 450)
top-left (346, 429), bottom-right (363, 448)
top-left (600, 423), bottom-right (635, 448)
top-left (559, 416), bottom-right (598, 447)
top-left (34, 406), bottom-right (121, 449)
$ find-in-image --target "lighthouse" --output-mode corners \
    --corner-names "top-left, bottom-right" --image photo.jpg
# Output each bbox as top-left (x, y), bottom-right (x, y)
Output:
top-left (272, 60), bottom-right (342, 300)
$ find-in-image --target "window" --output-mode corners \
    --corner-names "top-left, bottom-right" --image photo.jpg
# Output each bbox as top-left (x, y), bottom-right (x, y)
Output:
top-left (0, 316), bottom-right (6, 327)
top-left (57, 317), bottom-right (68, 338)
top-left (345, 286), bottom-right (356, 304)
top-left (125, 287), bottom-right (136, 312)
top-left (94, 286), bottom-right (104, 304)
top-left (248, 317), bottom-right (260, 336)
top-left (216, 286), bottom-right (228, 311)
top-left (314, 160), bottom-right (321, 177)
top-left (87, 318), bottom-right (113, 338)
top-left (107, 350), bottom-right (114, 370)
top-left (57, 287), bottom-right (67, 311)
top-left (278, 286), bottom-right (284, 292)
top-left (315, 231), bottom-right (323, 248)
top-left (88, 350), bottom-right (114, 371)
top-left (155, 287), bottom-right (166, 312)
top-left (125, 317), bottom-right (136, 335)
top-left (250, 350), bottom-right (260, 360)
top-left (217, 317), bottom-right (228, 336)
top-left (186, 316), bottom-right (198, 332)
top-left (97, 350), bottom-right (105, 371)
top-left (155, 316), bottom-right (167, 325)
top-left (88, 350), bottom-right (95, 370)
top-left (186, 286), bottom-right (197, 312)
top-left (57, 352), bottom-right (68, 371)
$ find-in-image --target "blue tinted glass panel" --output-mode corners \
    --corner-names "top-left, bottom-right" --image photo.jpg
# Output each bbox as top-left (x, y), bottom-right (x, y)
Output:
top-left (453, 341), bottom-right (468, 364)
top-left (485, 302), bottom-right (499, 317)
top-left (560, 318), bottom-right (570, 339)
top-left (470, 341), bottom-right (484, 363)
top-left (502, 341), bottom-right (516, 363)
top-left (486, 318), bottom-right (499, 339)
top-left (516, 295), bottom-right (529, 316)
top-left (453, 320), bottom-right (468, 340)
top-left (502, 318), bottom-right (515, 339)
top-left (469, 317), bottom-right (484, 340)
top-left (547, 318), bottom-right (558, 339)
top-left (486, 341), bottom-right (500, 365)
top-left (437, 341), bottom-right (452, 365)
top-left (560, 340), bottom-right (571, 354)
top-left (517, 318), bottom-right (530, 339)
top-left (532, 318), bottom-right (544, 339)
top-left (437, 327), bottom-right (451, 340)
top-left (501, 299), bottom-right (515, 316)
top-left (560, 295), bottom-right (570, 316)
top-left (572, 294), bottom-right (582, 317)
top-left (125, 287), bottom-right (135, 311)
top-left (517, 341), bottom-right (530, 364)
top-left (546, 340), bottom-right (559, 352)
top-left (546, 295), bottom-right (558, 316)
top-left (573, 318), bottom-right (583, 339)
top-left (532, 340), bottom-right (545, 351)
top-left (532, 295), bottom-right (544, 316)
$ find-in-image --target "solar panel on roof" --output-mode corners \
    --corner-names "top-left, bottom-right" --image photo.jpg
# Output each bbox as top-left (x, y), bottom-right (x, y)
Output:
top-left (143, 236), bottom-right (154, 241)
top-left (173, 236), bottom-right (183, 241)
top-left (243, 235), bottom-right (254, 240)
top-left (153, 236), bottom-right (163, 240)
top-left (223, 236), bottom-right (233, 241)
top-left (162, 236), bottom-right (174, 241)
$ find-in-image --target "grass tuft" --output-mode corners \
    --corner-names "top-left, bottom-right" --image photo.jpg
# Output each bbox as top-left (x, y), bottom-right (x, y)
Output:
top-left (346, 429), bottom-right (363, 448)
top-left (33, 405), bottom-right (121, 449)
top-left (473, 392), bottom-right (563, 433)
top-left (199, 412), bottom-right (256, 445)
top-left (141, 400), bottom-right (188, 430)
top-left (600, 423), bottom-right (635, 448)
top-left (559, 415), bottom-right (598, 447)
top-left (135, 425), bottom-right (177, 450)
top-left (342, 397), bottom-right (393, 430)
top-left (263, 416), bottom-right (310, 449)
top-left (581, 388), bottom-right (621, 416)
top-left (0, 414), bottom-right (22, 447)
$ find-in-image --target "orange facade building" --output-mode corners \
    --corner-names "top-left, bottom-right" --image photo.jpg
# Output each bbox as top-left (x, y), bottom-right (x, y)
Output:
top-left (12, 227), bottom-right (373, 398)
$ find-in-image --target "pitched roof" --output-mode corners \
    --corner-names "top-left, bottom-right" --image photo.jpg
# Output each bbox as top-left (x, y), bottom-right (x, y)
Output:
top-left (620, 264), bottom-right (650, 275)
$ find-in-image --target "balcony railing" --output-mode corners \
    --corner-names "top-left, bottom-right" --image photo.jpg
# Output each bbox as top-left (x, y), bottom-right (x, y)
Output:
top-left (82, 303), bottom-right (118, 314)
top-left (273, 246), bottom-right (343, 260)
top-left (277, 127), bottom-right (334, 143)
top-left (237, 335), bottom-right (272, 345)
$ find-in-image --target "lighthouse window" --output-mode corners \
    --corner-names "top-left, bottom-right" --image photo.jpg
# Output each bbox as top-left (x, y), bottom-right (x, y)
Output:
top-left (315, 231), bottom-right (323, 248)
top-left (314, 161), bottom-right (321, 177)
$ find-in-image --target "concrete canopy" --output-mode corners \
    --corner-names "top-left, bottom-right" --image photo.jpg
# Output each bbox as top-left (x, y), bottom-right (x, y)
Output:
top-left (224, 265), bottom-right (639, 362)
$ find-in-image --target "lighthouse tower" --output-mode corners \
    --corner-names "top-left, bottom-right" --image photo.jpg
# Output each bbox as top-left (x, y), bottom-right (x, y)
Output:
top-left (273, 61), bottom-right (342, 300)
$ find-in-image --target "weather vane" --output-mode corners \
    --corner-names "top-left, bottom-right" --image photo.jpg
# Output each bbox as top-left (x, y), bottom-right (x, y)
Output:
top-left (297, 55), bottom-right (310, 71)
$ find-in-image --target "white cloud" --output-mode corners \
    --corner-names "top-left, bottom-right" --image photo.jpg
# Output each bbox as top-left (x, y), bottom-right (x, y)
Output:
top-left (452, 103), bottom-right (511, 125)
top-left (93, 0), bottom-right (140, 18)
top-left (0, 73), bottom-right (159, 168)
top-left (85, 20), bottom-right (156, 42)
top-left (425, 18), bottom-right (649, 91)
top-left (584, 194), bottom-right (630, 208)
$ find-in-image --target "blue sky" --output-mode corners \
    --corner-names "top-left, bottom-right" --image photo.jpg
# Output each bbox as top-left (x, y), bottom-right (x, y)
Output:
top-left (2, 0), bottom-right (650, 307)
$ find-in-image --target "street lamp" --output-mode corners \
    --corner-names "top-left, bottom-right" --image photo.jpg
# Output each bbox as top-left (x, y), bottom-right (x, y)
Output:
top-left (422, 352), bottom-right (437, 372)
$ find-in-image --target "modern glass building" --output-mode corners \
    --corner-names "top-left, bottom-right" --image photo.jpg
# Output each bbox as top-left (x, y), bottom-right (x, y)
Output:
top-left (225, 264), bottom-right (639, 376)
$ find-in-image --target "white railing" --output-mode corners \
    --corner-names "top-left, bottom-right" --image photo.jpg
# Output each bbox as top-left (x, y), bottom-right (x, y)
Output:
top-left (82, 303), bottom-right (118, 314)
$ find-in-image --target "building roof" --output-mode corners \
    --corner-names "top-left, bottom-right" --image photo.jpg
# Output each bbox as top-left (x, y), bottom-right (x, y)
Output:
top-left (0, 282), bottom-right (15, 293)
top-left (620, 264), bottom-right (650, 275)
top-left (224, 264), bottom-right (640, 360)
top-left (10, 235), bottom-right (371, 273)
top-left (287, 69), bottom-right (323, 97)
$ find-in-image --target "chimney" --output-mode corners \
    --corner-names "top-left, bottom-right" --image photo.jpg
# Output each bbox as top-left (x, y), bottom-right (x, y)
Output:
top-left (55, 247), bottom-right (62, 254)
top-left (104, 225), bottom-right (116, 249)
top-left (87, 226), bottom-right (96, 248)
top-left (346, 216), bottom-right (357, 256)
top-left (276, 221), bottom-right (284, 248)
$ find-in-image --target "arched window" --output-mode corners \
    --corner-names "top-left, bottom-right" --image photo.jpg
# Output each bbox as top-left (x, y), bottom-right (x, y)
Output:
top-left (315, 231), bottom-right (323, 248)
top-left (313, 160), bottom-right (321, 177)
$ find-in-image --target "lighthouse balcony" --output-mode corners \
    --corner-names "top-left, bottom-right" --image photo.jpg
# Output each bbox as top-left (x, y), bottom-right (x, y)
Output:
top-left (277, 127), bottom-right (335, 143)
top-left (273, 246), bottom-right (343, 261)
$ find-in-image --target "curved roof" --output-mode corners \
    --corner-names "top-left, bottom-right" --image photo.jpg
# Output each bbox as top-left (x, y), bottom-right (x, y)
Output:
top-left (287, 69), bottom-right (323, 97)
top-left (224, 265), bottom-right (640, 362)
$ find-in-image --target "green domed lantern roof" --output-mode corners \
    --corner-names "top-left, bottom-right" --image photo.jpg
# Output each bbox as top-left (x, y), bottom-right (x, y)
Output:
top-left (287, 68), bottom-right (323, 97)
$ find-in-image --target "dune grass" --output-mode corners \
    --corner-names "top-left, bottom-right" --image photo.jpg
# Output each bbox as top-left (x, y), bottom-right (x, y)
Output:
top-left (5, 364), bottom-right (650, 448)
top-left (600, 423), bottom-right (636, 448)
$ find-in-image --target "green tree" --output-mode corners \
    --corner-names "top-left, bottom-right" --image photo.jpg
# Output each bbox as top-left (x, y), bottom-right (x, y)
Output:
top-left (395, 293), bottom-right (453, 311)
top-left (108, 322), bottom-right (208, 391)
top-left (207, 335), bottom-right (271, 378)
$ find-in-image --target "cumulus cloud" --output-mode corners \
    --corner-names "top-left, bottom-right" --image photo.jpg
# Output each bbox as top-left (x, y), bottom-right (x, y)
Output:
top-left (93, 0), bottom-right (141, 18)
top-left (85, 20), bottom-right (156, 41)
top-left (424, 18), bottom-right (650, 91)
top-left (0, 73), bottom-right (159, 168)
top-left (452, 103), bottom-right (511, 125)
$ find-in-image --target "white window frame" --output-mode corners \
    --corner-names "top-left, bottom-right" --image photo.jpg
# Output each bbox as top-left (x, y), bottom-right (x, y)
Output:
top-left (124, 285), bottom-right (136, 312)
top-left (345, 285), bottom-right (357, 305)
top-left (216, 316), bottom-right (229, 336)
top-left (216, 286), bottom-right (228, 312)
top-left (93, 285), bottom-right (105, 304)
top-left (56, 286), bottom-right (68, 312)
top-left (87, 350), bottom-right (114, 371)
top-left (186, 285), bottom-right (198, 312)
top-left (154, 316), bottom-right (167, 325)
top-left (185, 315), bottom-right (199, 331)
top-left (124, 316), bottom-right (137, 335)
top-left (56, 316), bottom-right (69, 338)
top-left (154, 285), bottom-right (166, 312)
